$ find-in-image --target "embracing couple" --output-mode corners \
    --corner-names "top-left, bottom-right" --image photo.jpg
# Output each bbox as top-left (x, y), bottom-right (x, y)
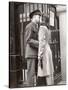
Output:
top-left (25, 10), bottom-right (54, 87)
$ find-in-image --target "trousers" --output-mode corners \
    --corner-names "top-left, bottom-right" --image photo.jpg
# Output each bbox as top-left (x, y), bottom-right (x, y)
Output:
top-left (26, 58), bottom-right (38, 87)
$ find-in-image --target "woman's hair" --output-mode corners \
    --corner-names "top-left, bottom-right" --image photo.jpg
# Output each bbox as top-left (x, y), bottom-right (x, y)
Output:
top-left (40, 21), bottom-right (46, 26)
top-left (40, 16), bottom-right (49, 28)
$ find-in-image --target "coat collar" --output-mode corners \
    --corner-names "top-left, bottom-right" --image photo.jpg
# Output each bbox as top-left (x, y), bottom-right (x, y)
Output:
top-left (31, 22), bottom-right (39, 32)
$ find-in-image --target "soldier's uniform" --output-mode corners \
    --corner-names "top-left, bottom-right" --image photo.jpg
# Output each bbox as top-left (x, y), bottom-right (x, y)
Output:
top-left (25, 21), bottom-right (39, 86)
top-left (25, 10), bottom-right (41, 86)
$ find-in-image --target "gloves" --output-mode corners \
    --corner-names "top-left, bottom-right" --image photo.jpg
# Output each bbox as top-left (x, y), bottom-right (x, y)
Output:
top-left (38, 57), bottom-right (43, 69)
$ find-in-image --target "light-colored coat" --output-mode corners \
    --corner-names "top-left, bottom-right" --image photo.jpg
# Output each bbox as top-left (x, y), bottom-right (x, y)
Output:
top-left (37, 25), bottom-right (54, 85)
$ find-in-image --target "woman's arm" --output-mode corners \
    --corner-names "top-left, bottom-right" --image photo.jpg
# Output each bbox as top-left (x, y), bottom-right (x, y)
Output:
top-left (38, 26), bottom-right (47, 60)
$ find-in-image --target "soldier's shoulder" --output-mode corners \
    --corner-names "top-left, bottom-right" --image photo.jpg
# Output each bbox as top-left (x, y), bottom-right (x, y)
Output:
top-left (26, 22), bottom-right (33, 29)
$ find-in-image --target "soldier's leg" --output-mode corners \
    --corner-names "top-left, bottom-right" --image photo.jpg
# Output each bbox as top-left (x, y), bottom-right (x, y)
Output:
top-left (27, 58), bottom-right (35, 87)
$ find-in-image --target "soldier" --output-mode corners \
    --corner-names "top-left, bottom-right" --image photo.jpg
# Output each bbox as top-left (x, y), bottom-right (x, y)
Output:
top-left (24, 10), bottom-right (41, 87)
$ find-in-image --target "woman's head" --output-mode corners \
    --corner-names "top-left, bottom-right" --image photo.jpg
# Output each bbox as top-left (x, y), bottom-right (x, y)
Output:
top-left (40, 14), bottom-right (49, 27)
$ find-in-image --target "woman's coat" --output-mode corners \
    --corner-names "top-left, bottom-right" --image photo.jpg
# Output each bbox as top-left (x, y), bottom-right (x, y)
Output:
top-left (37, 25), bottom-right (54, 85)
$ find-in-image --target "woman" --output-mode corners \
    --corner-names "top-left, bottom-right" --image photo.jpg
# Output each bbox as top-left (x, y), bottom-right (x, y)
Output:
top-left (37, 16), bottom-right (54, 86)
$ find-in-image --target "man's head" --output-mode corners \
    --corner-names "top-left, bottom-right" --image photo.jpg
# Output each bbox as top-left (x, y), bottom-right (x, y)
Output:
top-left (29, 10), bottom-right (41, 24)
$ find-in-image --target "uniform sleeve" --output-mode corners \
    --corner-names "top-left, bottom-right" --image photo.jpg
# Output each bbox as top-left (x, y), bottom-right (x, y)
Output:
top-left (25, 26), bottom-right (39, 49)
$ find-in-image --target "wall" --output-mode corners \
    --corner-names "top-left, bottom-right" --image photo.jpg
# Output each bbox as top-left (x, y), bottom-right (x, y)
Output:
top-left (57, 6), bottom-right (66, 82)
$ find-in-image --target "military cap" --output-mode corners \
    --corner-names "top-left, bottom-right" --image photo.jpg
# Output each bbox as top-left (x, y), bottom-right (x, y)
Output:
top-left (29, 10), bottom-right (42, 19)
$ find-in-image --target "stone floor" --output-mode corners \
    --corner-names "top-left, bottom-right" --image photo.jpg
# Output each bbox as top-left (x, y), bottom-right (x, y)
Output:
top-left (57, 80), bottom-right (66, 85)
top-left (18, 80), bottom-right (66, 88)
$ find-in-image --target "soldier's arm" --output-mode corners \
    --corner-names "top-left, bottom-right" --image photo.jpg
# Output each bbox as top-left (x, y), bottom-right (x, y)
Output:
top-left (25, 26), bottom-right (39, 49)
top-left (29, 39), bottom-right (39, 48)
